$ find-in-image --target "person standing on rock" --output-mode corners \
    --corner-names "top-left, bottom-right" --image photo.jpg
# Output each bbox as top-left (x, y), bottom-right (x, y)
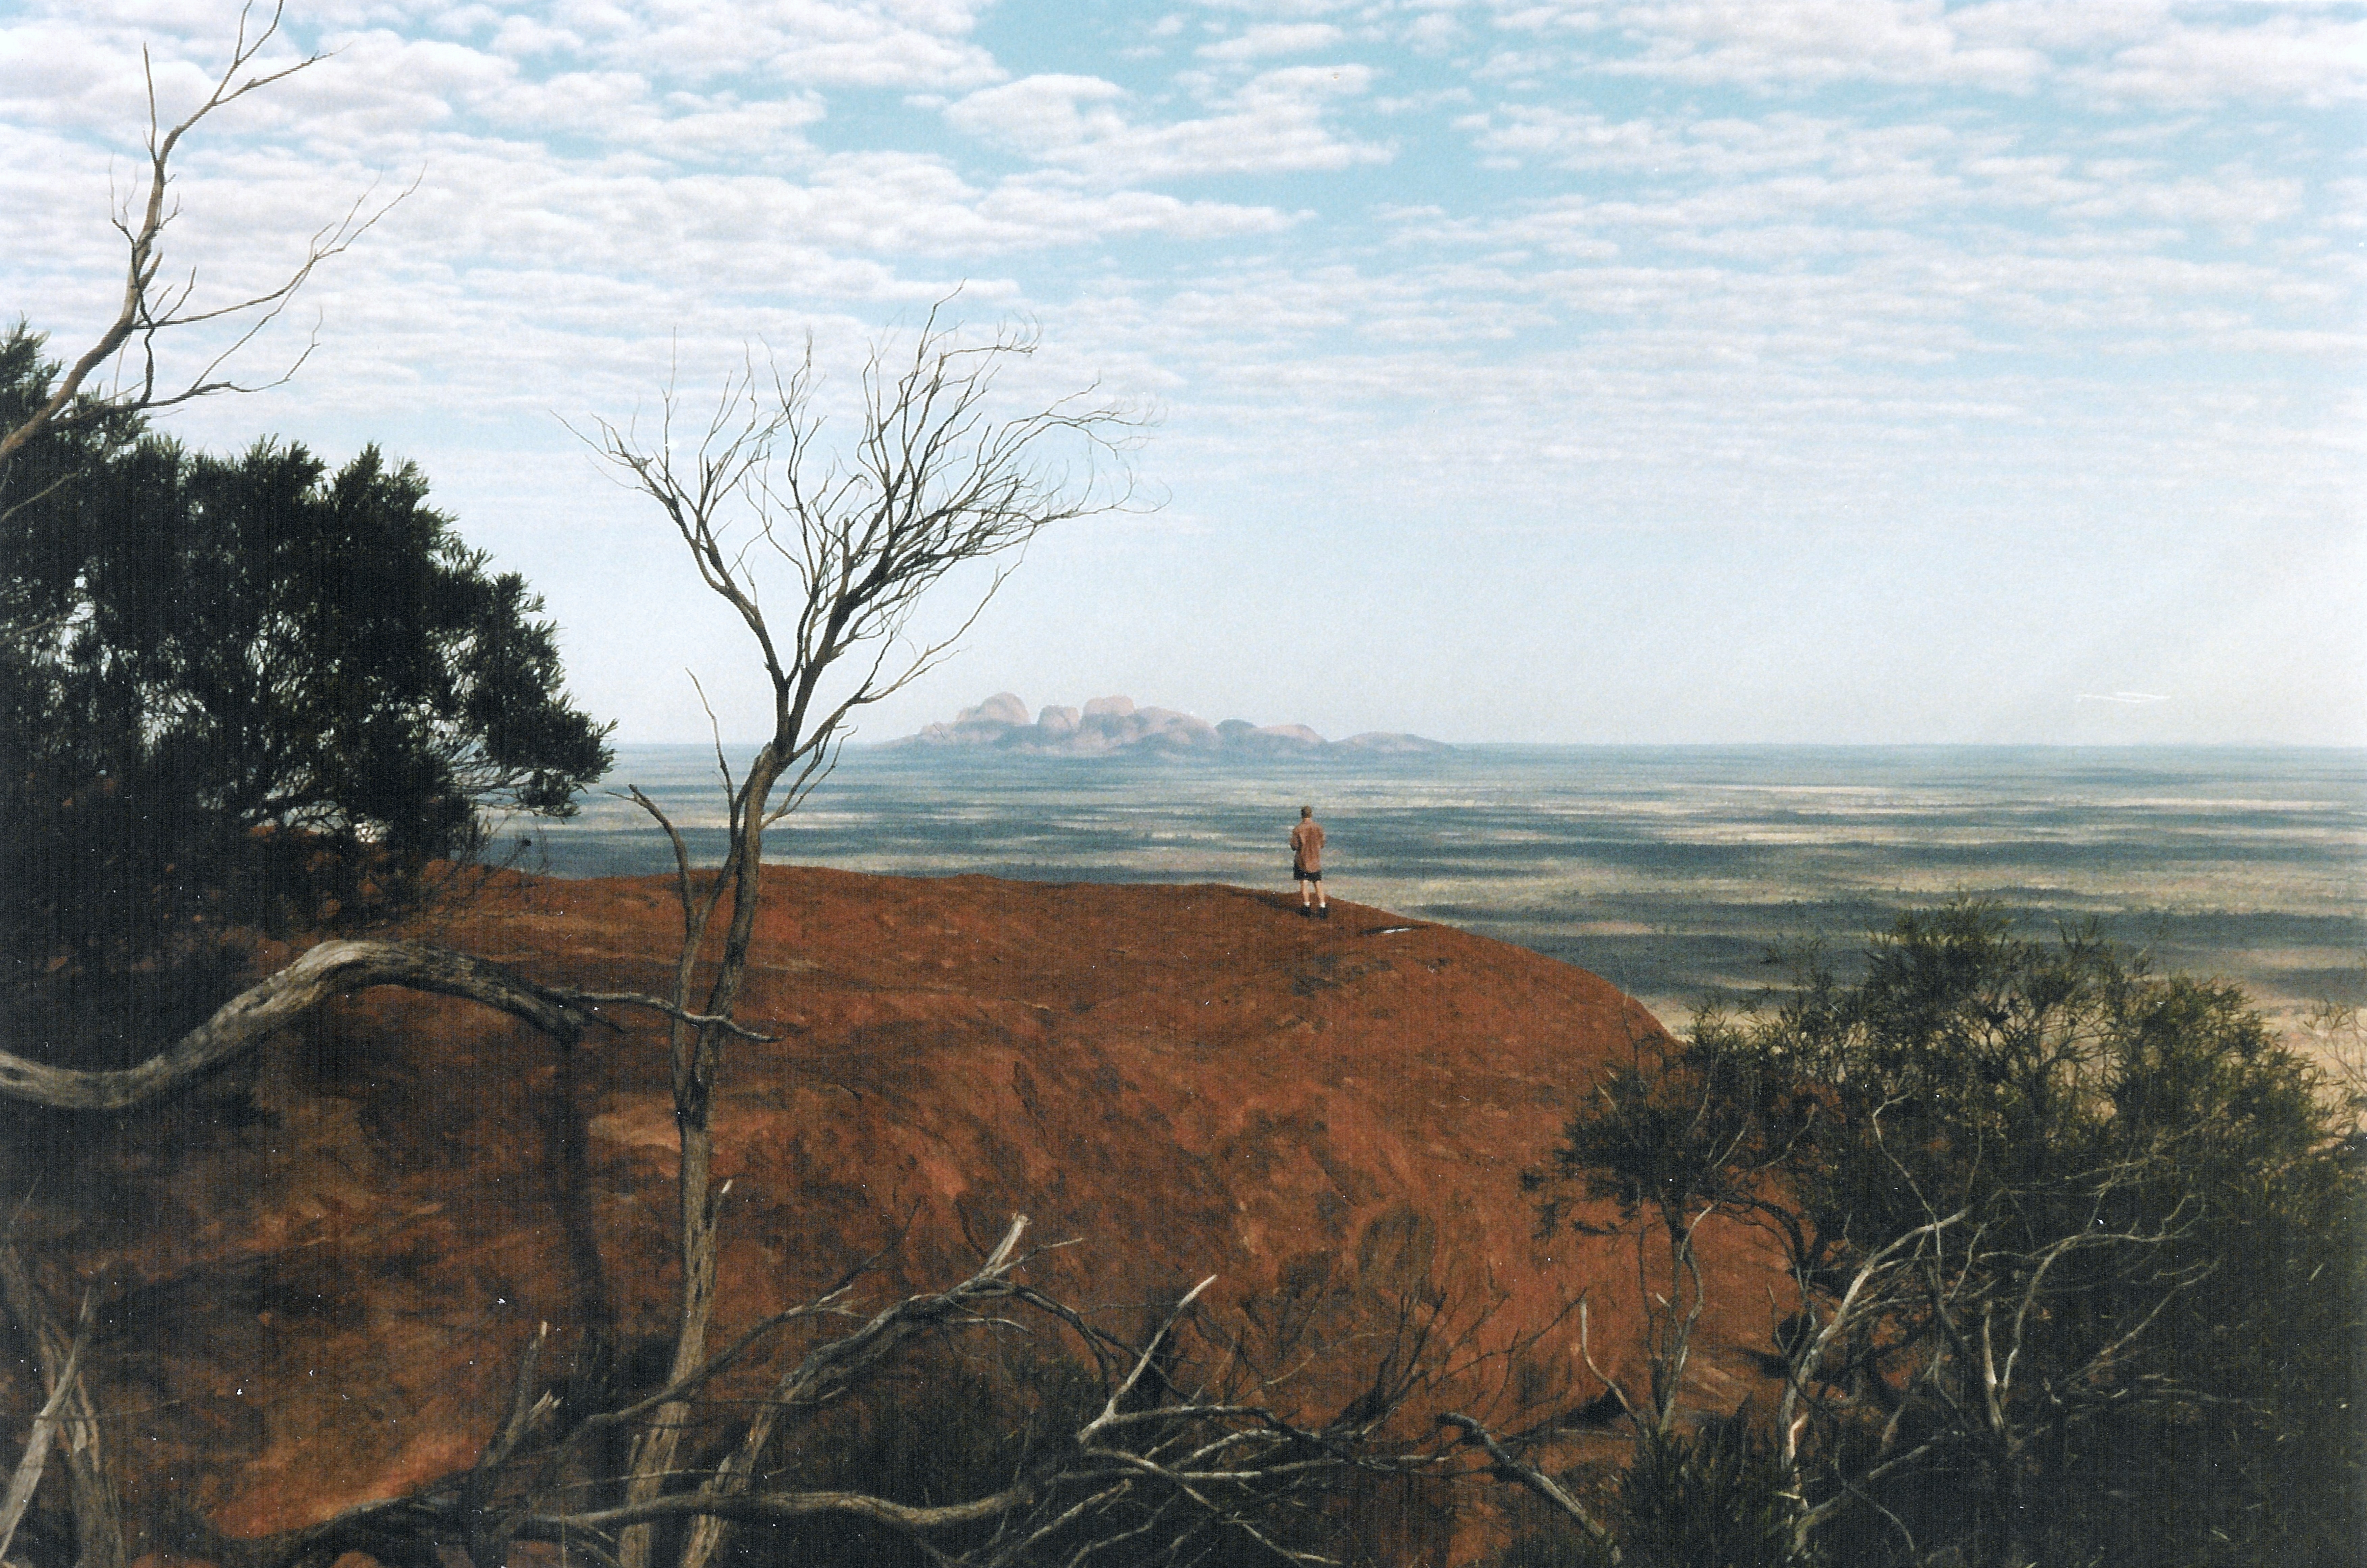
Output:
top-left (1291, 805), bottom-right (1329, 918)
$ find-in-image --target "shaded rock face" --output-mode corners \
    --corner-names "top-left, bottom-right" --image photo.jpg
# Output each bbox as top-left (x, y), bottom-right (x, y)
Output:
top-left (903, 694), bottom-right (1449, 756)
top-left (5, 872), bottom-right (1780, 1547)
top-left (908, 691), bottom-right (1037, 746)
top-left (965, 692), bottom-right (1031, 727)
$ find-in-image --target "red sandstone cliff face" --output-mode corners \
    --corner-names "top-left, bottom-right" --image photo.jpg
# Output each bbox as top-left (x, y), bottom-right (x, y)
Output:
top-left (4, 871), bottom-right (1783, 1545)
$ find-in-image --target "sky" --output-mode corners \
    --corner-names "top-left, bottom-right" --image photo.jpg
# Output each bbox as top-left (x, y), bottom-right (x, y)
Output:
top-left (2, 0), bottom-right (2361, 747)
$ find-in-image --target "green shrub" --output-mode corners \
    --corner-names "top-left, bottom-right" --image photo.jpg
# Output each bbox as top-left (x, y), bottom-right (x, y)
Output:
top-left (1529, 904), bottom-right (2363, 1568)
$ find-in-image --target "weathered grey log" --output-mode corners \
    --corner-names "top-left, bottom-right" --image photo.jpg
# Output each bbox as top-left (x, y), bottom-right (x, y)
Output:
top-left (0, 940), bottom-right (595, 1112)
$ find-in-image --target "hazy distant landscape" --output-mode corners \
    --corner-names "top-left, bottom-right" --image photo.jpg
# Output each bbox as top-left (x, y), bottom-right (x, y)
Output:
top-left (526, 743), bottom-right (2365, 1038)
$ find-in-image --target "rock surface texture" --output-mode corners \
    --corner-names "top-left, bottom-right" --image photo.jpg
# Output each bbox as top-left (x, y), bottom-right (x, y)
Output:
top-left (4, 870), bottom-right (1781, 1547)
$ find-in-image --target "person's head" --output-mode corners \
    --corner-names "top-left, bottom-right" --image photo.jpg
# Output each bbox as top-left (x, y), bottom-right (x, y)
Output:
top-left (1300, 805), bottom-right (1313, 819)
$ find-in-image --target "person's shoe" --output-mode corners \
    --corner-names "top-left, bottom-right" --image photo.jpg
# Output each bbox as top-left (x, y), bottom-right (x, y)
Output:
top-left (1299, 906), bottom-right (1312, 918)
top-left (1317, 904), bottom-right (1330, 919)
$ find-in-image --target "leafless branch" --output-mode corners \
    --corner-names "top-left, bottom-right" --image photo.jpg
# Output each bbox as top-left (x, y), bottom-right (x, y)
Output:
top-left (0, 2), bottom-right (406, 464)
top-left (0, 939), bottom-right (592, 1111)
top-left (567, 992), bottom-right (777, 1041)
top-left (1437, 1413), bottom-right (1621, 1561)
top-left (670, 1216), bottom-right (1034, 1568)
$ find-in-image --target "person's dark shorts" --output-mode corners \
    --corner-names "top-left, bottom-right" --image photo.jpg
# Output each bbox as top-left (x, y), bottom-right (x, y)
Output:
top-left (1294, 867), bottom-right (1322, 882)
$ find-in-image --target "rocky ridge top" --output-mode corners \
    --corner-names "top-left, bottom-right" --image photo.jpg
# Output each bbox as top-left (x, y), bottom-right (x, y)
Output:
top-left (2, 870), bottom-right (1780, 1544)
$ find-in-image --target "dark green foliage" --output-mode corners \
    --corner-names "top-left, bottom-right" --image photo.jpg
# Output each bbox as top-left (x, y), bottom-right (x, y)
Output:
top-left (1481, 1423), bottom-right (1808, 1568)
top-left (715, 1334), bottom-right (1402, 1568)
top-left (1529, 904), bottom-right (2362, 1568)
top-left (726, 1349), bottom-right (1097, 1568)
top-left (1614, 1420), bottom-right (1803, 1568)
top-left (1486, 1529), bottom-right (1612, 1568)
top-left (1, 323), bottom-right (611, 976)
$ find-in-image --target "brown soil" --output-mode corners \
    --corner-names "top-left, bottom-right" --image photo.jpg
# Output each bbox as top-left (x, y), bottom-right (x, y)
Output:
top-left (5, 869), bottom-right (1785, 1548)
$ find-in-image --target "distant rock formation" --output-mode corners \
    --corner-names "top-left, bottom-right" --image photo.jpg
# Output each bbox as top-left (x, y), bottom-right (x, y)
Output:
top-left (899, 693), bottom-right (1450, 757)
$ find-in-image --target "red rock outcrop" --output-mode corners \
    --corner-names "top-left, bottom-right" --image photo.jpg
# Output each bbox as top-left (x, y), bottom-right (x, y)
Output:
top-left (4, 870), bottom-right (1784, 1548)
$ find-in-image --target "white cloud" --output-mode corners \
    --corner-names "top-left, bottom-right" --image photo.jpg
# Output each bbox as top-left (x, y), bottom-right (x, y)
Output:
top-left (1404, 11), bottom-right (1462, 52)
top-left (945, 64), bottom-right (1389, 180)
top-left (2056, 168), bottom-right (2305, 235)
top-left (1178, 0), bottom-right (1361, 17)
top-left (1461, 107), bottom-right (1961, 178)
top-left (0, 13), bottom-right (312, 135)
top-left (1948, 1), bottom-right (2174, 56)
top-left (2072, 15), bottom-right (2367, 107)
top-left (1480, 0), bottom-right (2367, 104)
top-left (1454, 105), bottom-right (2324, 248)
top-left (22, 0), bottom-right (1006, 95)
top-left (1196, 22), bottom-right (1345, 62)
top-left (1368, 151), bottom-right (2349, 383)
top-left (945, 73), bottom-right (1131, 155)
top-left (487, 14), bottom-right (590, 58)
top-left (505, 0), bottom-right (1007, 89)
top-left (1510, 0), bottom-right (2051, 90)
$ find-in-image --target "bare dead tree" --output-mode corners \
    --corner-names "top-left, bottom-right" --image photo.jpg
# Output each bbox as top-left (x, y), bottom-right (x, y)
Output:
top-left (0, 1), bottom-right (401, 465)
top-left (570, 310), bottom-right (1144, 1567)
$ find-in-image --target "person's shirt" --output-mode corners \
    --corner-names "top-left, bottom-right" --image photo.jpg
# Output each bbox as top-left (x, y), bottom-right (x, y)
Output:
top-left (1291, 819), bottom-right (1324, 870)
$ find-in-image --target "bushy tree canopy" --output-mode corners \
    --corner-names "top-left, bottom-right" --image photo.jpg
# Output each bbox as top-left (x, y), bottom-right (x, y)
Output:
top-left (2, 324), bottom-right (611, 964)
top-left (1526, 904), bottom-right (2362, 1568)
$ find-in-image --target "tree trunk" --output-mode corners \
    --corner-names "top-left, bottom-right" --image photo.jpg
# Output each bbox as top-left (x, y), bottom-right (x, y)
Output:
top-left (620, 752), bottom-right (783, 1568)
